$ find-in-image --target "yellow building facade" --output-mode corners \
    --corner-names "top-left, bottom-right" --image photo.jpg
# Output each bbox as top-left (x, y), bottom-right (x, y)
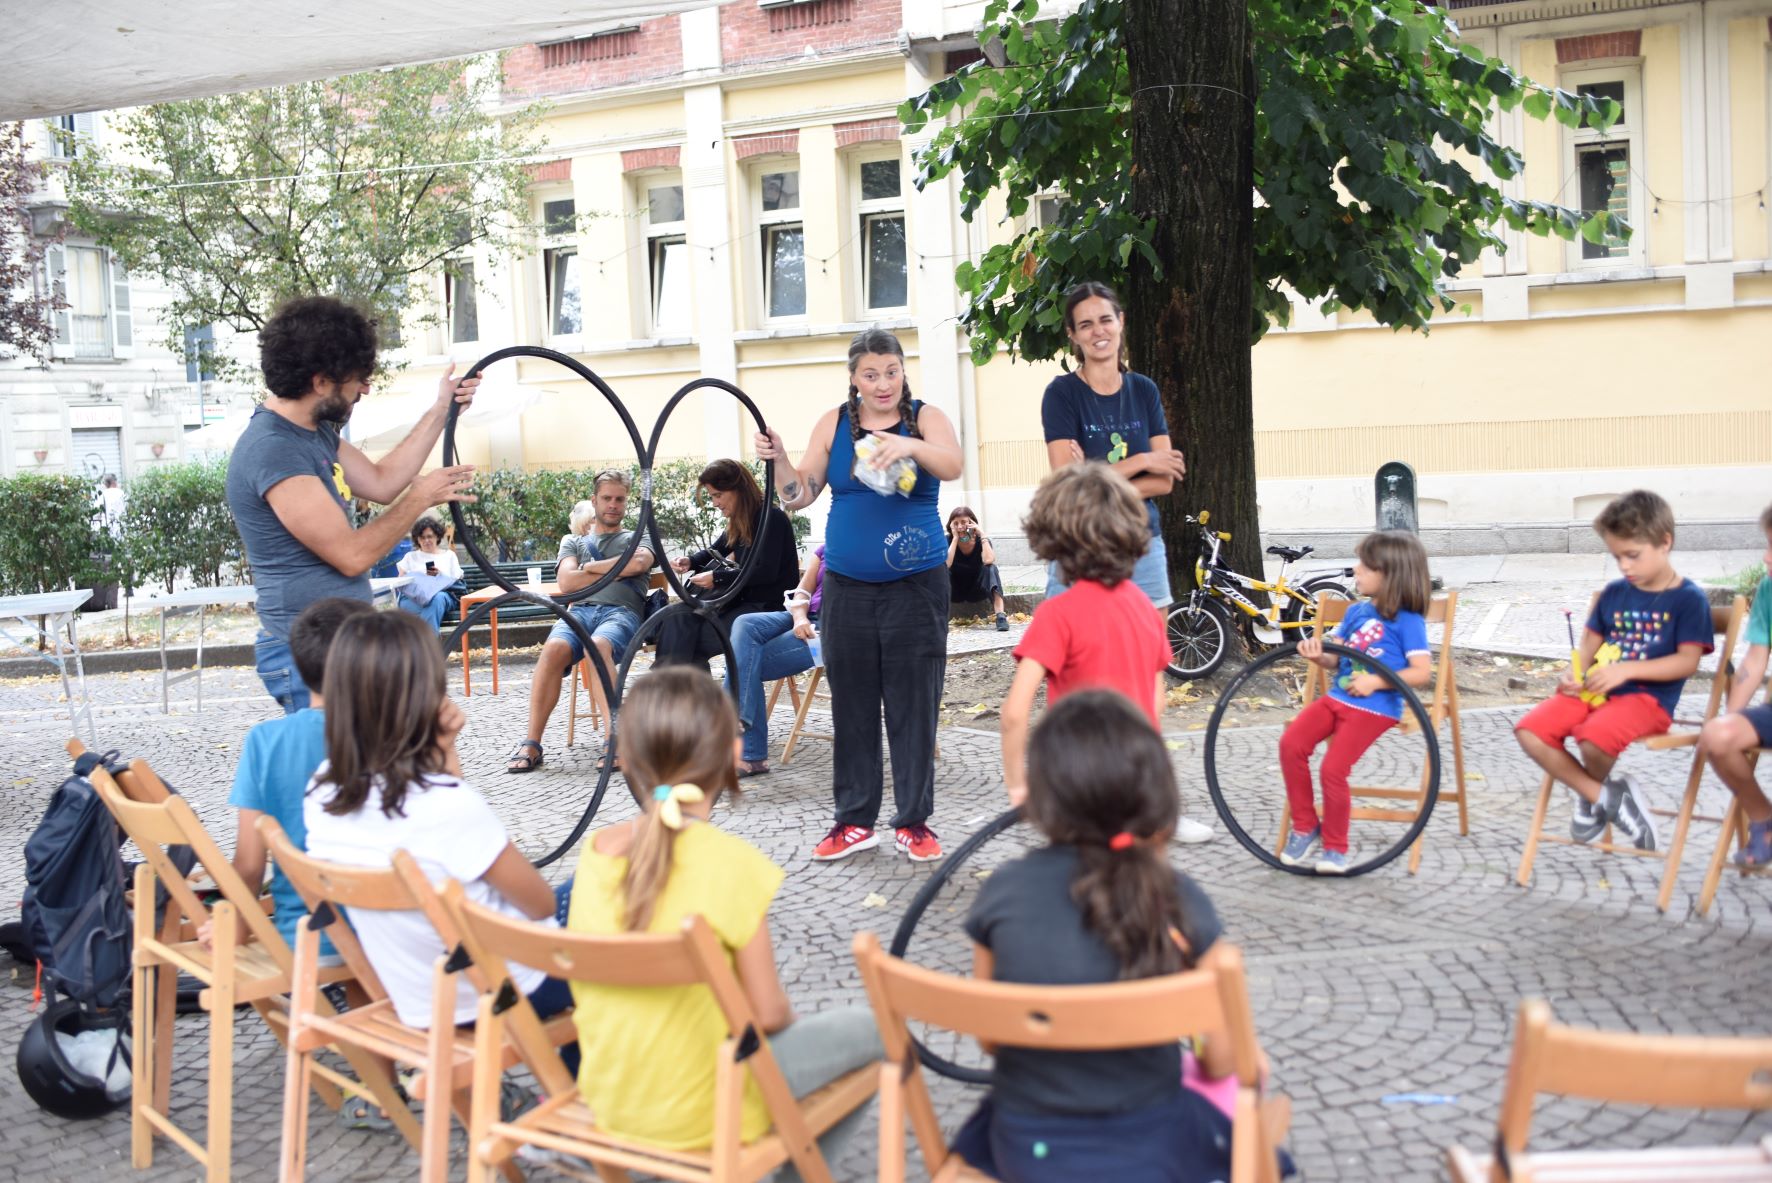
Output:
top-left (384, 0), bottom-right (1772, 552)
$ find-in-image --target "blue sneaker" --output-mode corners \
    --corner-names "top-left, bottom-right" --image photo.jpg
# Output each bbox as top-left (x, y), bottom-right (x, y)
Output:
top-left (1280, 828), bottom-right (1320, 867)
top-left (1315, 850), bottom-right (1350, 875)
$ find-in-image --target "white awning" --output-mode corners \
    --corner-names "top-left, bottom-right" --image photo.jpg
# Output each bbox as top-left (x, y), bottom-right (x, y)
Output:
top-left (346, 382), bottom-right (540, 453)
top-left (7, 0), bottom-right (723, 121)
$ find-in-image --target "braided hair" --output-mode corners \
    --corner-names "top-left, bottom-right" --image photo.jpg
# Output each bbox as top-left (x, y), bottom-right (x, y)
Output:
top-left (845, 328), bottom-right (921, 441)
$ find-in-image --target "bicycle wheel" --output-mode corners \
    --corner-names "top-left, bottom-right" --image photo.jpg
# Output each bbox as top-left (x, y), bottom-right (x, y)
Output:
top-left (1167, 598), bottom-right (1229, 678)
top-left (1203, 641), bottom-right (1440, 877)
top-left (1282, 576), bottom-right (1353, 628)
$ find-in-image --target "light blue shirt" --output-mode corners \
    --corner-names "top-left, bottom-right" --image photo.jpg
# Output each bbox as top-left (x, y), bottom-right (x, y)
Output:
top-left (228, 707), bottom-right (328, 951)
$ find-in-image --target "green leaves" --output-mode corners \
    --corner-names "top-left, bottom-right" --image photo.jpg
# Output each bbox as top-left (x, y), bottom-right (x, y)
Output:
top-left (907, 0), bottom-right (1624, 361)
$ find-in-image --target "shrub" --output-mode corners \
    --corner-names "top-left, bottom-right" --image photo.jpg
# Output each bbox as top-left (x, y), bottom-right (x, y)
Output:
top-left (0, 473), bottom-right (103, 597)
top-left (119, 459), bottom-right (243, 592)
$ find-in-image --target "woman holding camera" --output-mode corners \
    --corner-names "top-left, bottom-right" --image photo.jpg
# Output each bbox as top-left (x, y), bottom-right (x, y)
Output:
top-left (655, 459), bottom-right (799, 672)
top-left (946, 507), bottom-right (1009, 632)
top-left (394, 515), bottom-right (464, 630)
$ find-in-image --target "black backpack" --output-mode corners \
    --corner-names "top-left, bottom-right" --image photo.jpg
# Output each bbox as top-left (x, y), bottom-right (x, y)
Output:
top-left (18, 750), bottom-right (136, 1008)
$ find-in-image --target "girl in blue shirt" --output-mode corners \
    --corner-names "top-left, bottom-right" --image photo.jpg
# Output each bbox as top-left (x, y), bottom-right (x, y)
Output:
top-left (1280, 531), bottom-right (1434, 873)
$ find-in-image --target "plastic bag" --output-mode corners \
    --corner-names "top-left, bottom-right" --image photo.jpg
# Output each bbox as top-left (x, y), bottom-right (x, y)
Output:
top-left (852, 434), bottom-right (919, 497)
top-left (57, 1026), bottom-right (131, 1101)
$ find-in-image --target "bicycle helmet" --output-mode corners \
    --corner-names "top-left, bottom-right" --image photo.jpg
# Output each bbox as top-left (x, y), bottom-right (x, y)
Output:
top-left (16, 997), bottom-right (130, 1119)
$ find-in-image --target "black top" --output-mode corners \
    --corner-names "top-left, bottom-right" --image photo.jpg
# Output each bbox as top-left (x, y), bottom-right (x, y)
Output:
top-left (963, 844), bottom-right (1221, 1116)
top-left (689, 506), bottom-right (800, 612)
top-left (950, 536), bottom-right (985, 582)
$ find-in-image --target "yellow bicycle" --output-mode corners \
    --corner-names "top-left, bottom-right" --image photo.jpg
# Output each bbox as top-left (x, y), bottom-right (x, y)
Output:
top-left (1166, 510), bottom-right (1352, 678)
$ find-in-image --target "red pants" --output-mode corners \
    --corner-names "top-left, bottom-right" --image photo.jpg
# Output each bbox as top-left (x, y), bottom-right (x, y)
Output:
top-left (1279, 696), bottom-right (1396, 854)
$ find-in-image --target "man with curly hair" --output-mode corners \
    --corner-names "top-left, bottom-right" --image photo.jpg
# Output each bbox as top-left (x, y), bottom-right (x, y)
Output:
top-left (225, 296), bottom-right (480, 712)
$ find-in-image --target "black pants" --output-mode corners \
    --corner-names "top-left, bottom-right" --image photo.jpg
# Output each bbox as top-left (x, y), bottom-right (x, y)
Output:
top-left (652, 602), bottom-right (748, 672)
top-left (950, 562), bottom-right (1004, 605)
top-left (820, 565), bottom-right (948, 831)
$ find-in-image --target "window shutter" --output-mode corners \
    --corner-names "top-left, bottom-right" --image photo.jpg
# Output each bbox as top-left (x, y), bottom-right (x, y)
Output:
top-left (108, 254), bottom-right (133, 356)
top-left (45, 244), bottom-right (71, 357)
top-left (71, 112), bottom-right (96, 154)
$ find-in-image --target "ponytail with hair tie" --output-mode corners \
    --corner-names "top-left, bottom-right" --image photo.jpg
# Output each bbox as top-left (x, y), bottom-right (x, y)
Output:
top-left (651, 783), bottom-right (704, 830)
top-left (1108, 831), bottom-right (1137, 852)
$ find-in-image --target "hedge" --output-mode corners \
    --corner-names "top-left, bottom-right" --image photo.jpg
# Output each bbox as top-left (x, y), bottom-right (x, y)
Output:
top-left (0, 473), bottom-right (104, 597)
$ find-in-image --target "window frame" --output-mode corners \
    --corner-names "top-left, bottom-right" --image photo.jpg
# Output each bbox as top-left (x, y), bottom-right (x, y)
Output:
top-left (536, 189), bottom-right (582, 342)
top-left (850, 148), bottom-right (909, 316)
top-left (442, 256), bottom-right (481, 349)
top-left (639, 173), bottom-right (691, 340)
top-left (43, 241), bottom-right (131, 360)
top-left (1559, 64), bottom-right (1645, 271)
top-left (752, 162), bottom-right (807, 325)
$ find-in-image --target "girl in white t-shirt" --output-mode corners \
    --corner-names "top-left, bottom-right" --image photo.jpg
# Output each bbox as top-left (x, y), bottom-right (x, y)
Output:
top-left (303, 610), bottom-right (577, 1070)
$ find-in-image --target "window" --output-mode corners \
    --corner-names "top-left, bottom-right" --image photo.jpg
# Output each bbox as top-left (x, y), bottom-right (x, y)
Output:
top-left (43, 243), bottom-right (131, 359)
top-left (1562, 71), bottom-right (1642, 266)
top-left (446, 260), bottom-right (479, 344)
top-left (540, 197), bottom-right (581, 337)
top-left (46, 113), bottom-right (94, 160)
top-left (855, 157), bottom-right (907, 312)
top-left (757, 169), bottom-right (805, 320)
top-left (645, 181), bottom-right (690, 337)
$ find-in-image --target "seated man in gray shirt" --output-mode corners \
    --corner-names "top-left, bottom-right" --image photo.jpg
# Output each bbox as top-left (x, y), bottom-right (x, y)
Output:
top-left (225, 296), bottom-right (479, 712)
top-left (507, 469), bottom-right (656, 773)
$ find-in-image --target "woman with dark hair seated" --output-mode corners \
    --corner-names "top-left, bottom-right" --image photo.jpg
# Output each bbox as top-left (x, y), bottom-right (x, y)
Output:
top-left (655, 460), bottom-right (799, 673)
top-left (946, 506), bottom-right (1009, 632)
top-left (394, 515), bottom-right (465, 631)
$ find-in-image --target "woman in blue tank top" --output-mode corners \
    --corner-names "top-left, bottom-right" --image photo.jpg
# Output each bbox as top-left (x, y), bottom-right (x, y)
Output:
top-left (755, 328), bottom-right (963, 863)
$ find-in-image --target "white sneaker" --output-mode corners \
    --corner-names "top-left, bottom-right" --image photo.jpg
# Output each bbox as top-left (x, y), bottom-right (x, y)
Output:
top-left (1172, 816), bottom-right (1214, 845)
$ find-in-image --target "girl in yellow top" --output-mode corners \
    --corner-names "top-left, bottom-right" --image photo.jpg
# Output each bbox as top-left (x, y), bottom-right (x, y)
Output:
top-left (566, 667), bottom-right (883, 1167)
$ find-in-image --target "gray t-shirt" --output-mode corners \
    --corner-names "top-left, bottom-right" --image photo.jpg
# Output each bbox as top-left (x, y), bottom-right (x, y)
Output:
top-left (224, 406), bottom-right (371, 640)
top-left (558, 529), bottom-right (650, 618)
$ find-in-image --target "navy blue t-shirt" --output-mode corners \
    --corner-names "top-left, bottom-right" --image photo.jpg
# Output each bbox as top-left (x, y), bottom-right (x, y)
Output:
top-left (1584, 577), bottom-right (1714, 715)
top-left (1041, 371), bottom-right (1169, 535)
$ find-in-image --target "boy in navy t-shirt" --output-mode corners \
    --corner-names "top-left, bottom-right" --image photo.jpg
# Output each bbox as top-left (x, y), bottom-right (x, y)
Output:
top-left (1515, 491), bottom-right (1714, 852)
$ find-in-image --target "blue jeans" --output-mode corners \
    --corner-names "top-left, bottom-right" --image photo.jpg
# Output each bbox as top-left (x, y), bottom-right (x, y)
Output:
top-left (398, 593), bottom-right (450, 631)
top-left (1045, 530), bottom-right (1172, 608)
top-left (254, 630), bottom-right (311, 715)
top-left (725, 611), bottom-right (816, 763)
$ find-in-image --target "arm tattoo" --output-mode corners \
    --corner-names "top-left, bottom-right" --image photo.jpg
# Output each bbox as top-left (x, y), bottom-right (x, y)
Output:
top-left (781, 478), bottom-right (802, 502)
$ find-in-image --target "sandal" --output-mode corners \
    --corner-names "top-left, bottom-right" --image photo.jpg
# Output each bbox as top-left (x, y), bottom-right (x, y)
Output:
top-left (337, 1089), bottom-right (402, 1133)
top-left (737, 760), bottom-right (772, 778)
top-left (1732, 820), bottom-right (1772, 869)
top-left (507, 739), bottom-right (544, 774)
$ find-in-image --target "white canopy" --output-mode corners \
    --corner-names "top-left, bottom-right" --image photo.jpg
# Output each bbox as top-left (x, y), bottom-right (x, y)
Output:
top-left (7, 0), bottom-right (723, 121)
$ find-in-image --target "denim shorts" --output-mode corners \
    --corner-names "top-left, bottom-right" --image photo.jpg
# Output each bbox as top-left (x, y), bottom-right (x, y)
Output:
top-left (1044, 531), bottom-right (1172, 609)
top-left (1744, 703), bottom-right (1772, 748)
top-left (545, 602), bottom-right (639, 665)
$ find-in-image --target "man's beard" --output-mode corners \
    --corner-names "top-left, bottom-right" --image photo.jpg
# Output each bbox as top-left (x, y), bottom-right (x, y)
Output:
top-left (315, 392), bottom-right (357, 424)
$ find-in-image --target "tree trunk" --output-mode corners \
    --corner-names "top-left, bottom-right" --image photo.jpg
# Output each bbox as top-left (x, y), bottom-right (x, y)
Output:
top-left (1124, 0), bottom-right (1261, 600)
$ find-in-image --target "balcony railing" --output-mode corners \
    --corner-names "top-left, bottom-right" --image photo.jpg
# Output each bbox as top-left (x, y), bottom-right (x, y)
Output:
top-left (71, 315), bottom-right (111, 359)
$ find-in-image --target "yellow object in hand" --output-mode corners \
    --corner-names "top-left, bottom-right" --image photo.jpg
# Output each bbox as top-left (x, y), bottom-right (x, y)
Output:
top-left (1572, 641), bottom-right (1624, 707)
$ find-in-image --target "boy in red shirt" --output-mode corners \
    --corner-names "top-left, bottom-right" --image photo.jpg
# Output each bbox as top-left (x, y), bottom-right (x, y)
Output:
top-left (1001, 464), bottom-right (1213, 842)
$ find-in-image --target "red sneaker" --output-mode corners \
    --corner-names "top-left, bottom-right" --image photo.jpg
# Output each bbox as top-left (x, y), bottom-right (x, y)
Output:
top-left (895, 824), bottom-right (944, 862)
top-left (812, 824), bottom-right (879, 861)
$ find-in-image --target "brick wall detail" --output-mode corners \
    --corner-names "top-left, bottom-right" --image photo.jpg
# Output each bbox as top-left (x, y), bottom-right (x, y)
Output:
top-left (720, 0), bottom-right (899, 69)
top-left (733, 131), bottom-right (801, 160)
top-left (834, 117), bottom-right (899, 147)
top-left (621, 146), bottom-right (682, 172)
top-left (528, 159), bottom-right (572, 183)
top-left (503, 16), bottom-right (683, 98)
top-left (1556, 31), bottom-right (1642, 63)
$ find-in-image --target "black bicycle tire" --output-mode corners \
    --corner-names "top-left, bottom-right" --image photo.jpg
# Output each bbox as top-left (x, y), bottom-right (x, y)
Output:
top-left (1282, 577), bottom-right (1353, 624)
top-left (1167, 599), bottom-right (1230, 679)
top-left (886, 808), bottom-right (1024, 1084)
top-left (1203, 641), bottom-right (1440, 877)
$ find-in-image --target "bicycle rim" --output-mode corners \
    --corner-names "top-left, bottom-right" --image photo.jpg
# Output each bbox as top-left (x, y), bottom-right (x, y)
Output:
top-left (1167, 602), bottom-right (1227, 677)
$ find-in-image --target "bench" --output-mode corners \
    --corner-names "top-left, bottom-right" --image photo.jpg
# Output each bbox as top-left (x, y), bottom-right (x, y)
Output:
top-left (439, 560), bottom-right (559, 628)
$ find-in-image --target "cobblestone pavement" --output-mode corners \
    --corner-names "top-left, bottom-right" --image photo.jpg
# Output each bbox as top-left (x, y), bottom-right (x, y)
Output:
top-left (3, 614), bottom-right (1772, 1181)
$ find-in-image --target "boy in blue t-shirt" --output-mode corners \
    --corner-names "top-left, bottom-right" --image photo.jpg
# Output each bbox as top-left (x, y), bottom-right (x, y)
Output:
top-left (1515, 491), bottom-right (1714, 852)
top-left (1700, 503), bottom-right (1772, 866)
top-left (221, 596), bottom-right (375, 951)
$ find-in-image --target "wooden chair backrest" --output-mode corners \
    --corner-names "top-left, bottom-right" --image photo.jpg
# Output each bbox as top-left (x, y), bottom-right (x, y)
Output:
top-left (852, 932), bottom-right (1264, 1087)
top-left (1303, 593), bottom-right (1457, 719)
top-left (391, 860), bottom-right (576, 1096)
top-left (91, 765), bottom-right (290, 960)
top-left (443, 887), bottom-right (822, 1149)
top-left (256, 814), bottom-right (408, 1002)
top-left (1493, 999), bottom-right (1772, 1167)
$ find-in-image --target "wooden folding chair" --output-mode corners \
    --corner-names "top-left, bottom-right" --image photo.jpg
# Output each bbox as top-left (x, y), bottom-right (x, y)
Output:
top-left (1446, 999), bottom-right (1772, 1182)
top-left (1695, 661), bottom-right (1772, 916)
top-left (84, 760), bottom-right (412, 1183)
top-left (1275, 592), bottom-right (1469, 874)
top-left (778, 667), bottom-right (832, 766)
top-left (852, 932), bottom-right (1290, 1183)
top-left (1516, 596), bottom-right (1747, 913)
top-left (442, 882), bottom-right (877, 1183)
top-left (260, 817), bottom-right (502, 1183)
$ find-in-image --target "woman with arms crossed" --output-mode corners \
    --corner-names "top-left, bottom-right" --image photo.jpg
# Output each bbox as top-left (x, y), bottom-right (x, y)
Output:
top-left (754, 329), bottom-right (963, 862)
